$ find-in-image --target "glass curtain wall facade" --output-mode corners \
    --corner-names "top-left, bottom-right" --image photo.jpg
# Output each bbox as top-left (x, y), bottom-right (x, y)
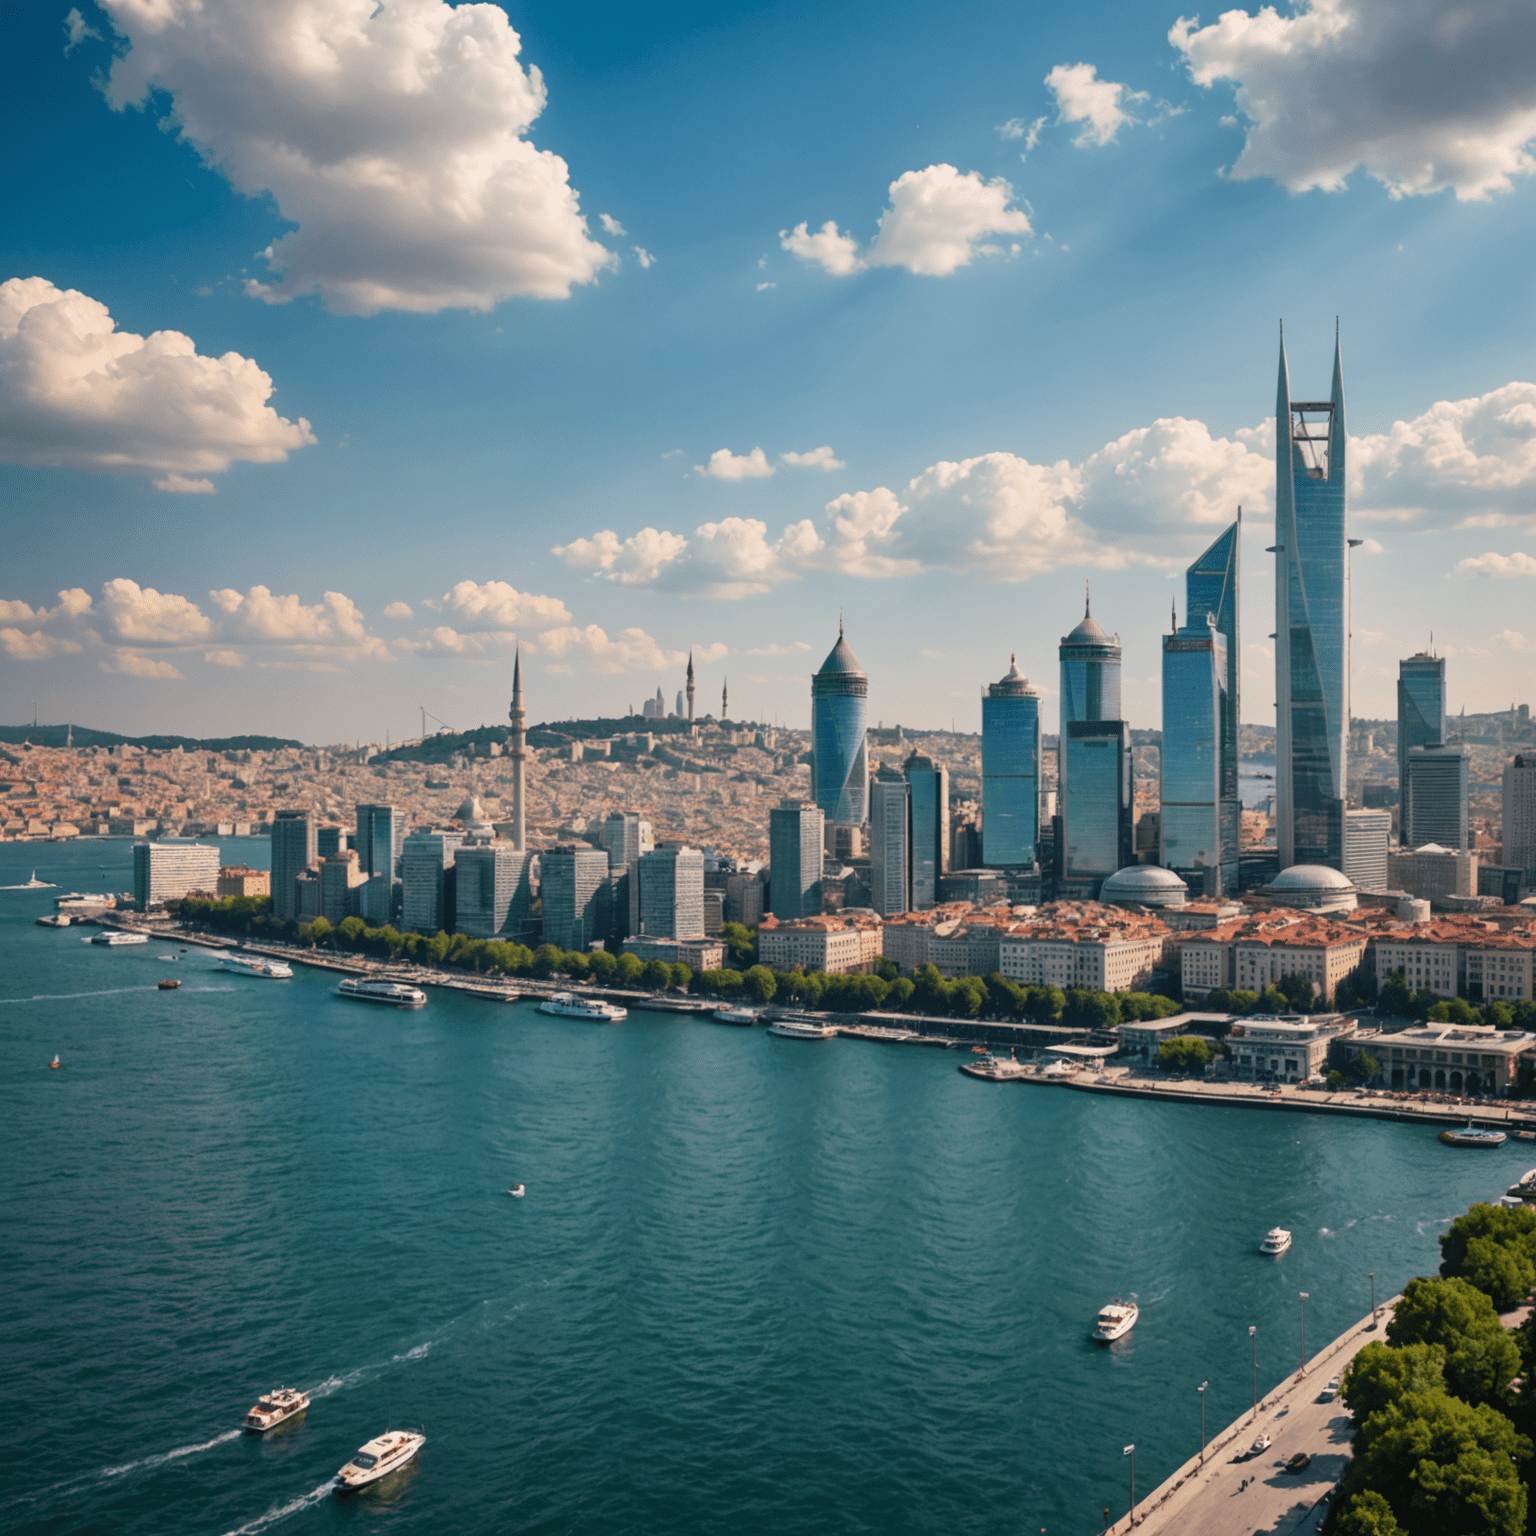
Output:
top-left (1397, 653), bottom-right (1446, 794)
top-left (768, 799), bottom-right (824, 919)
top-left (811, 625), bottom-right (869, 826)
top-left (1059, 597), bottom-right (1131, 886)
top-left (639, 844), bottom-right (706, 939)
top-left (1403, 745), bottom-right (1469, 851)
top-left (868, 768), bottom-right (910, 917)
top-left (541, 845), bottom-right (610, 949)
top-left (1184, 521), bottom-right (1240, 886)
top-left (355, 803), bottom-right (400, 885)
top-left (402, 830), bottom-right (461, 934)
top-left (905, 753), bottom-right (949, 909)
top-left (1275, 332), bottom-right (1350, 870)
top-left (981, 657), bottom-right (1041, 867)
top-left (270, 810), bottom-right (316, 924)
top-left (1160, 614), bottom-right (1231, 894)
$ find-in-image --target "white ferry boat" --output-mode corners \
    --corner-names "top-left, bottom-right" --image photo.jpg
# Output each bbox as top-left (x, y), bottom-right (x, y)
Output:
top-left (1260, 1227), bottom-right (1293, 1256)
top-left (333, 1429), bottom-right (425, 1492)
top-left (713, 1005), bottom-right (759, 1026)
top-left (218, 953), bottom-right (294, 979)
top-left (89, 930), bottom-right (149, 946)
top-left (767, 1016), bottom-right (837, 1040)
top-left (960, 1054), bottom-right (1030, 1081)
top-left (538, 991), bottom-right (629, 1022)
top-left (243, 1386), bottom-right (310, 1433)
top-left (1092, 1298), bottom-right (1139, 1342)
top-left (1440, 1122), bottom-right (1507, 1148)
top-left (336, 977), bottom-right (428, 1008)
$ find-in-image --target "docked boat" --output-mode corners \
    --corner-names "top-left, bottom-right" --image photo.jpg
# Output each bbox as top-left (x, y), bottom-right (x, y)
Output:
top-left (960, 1053), bottom-right (1030, 1081)
top-left (1441, 1123), bottom-right (1507, 1148)
top-left (1516, 1130), bottom-right (1536, 1142)
top-left (713, 1006), bottom-right (759, 1025)
top-left (36, 913), bottom-right (71, 927)
top-left (336, 977), bottom-right (427, 1008)
top-left (1250, 1432), bottom-right (1271, 1455)
top-left (218, 953), bottom-right (294, 979)
top-left (768, 1016), bottom-right (837, 1040)
top-left (243, 1386), bottom-right (310, 1433)
top-left (334, 1430), bottom-right (425, 1492)
top-left (158, 978), bottom-right (181, 990)
top-left (1092, 1299), bottom-right (1139, 1342)
top-left (90, 930), bottom-right (148, 946)
top-left (1260, 1227), bottom-right (1293, 1256)
top-left (538, 991), bottom-right (628, 1022)
top-left (1039, 1059), bottom-right (1078, 1080)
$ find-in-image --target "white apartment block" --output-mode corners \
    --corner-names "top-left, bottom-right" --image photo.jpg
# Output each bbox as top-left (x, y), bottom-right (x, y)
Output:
top-left (758, 916), bottom-right (882, 975)
top-left (133, 840), bottom-right (220, 910)
top-left (999, 925), bottom-right (1164, 993)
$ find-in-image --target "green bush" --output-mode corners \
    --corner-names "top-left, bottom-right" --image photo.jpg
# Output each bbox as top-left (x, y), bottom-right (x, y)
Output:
top-left (1386, 1277), bottom-right (1521, 1409)
top-left (1438, 1204), bottom-right (1536, 1312)
top-left (1156, 1035), bottom-right (1212, 1073)
top-left (1341, 1342), bottom-right (1448, 1427)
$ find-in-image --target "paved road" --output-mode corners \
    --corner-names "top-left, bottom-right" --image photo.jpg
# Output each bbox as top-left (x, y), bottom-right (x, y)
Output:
top-left (1103, 1301), bottom-right (1398, 1536)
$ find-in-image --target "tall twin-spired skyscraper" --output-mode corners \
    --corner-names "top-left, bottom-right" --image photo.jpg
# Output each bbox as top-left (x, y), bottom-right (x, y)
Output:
top-left (1275, 330), bottom-right (1351, 870)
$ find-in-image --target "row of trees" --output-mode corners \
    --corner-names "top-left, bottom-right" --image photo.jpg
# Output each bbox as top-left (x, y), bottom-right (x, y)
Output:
top-left (1327, 1203), bottom-right (1536, 1534)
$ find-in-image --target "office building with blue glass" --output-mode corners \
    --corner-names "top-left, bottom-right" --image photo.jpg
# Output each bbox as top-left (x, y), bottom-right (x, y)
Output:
top-left (982, 655), bottom-right (1041, 868)
top-left (905, 752), bottom-right (949, 908)
top-left (769, 798), bottom-right (824, 919)
top-left (811, 622), bottom-right (869, 827)
top-left (868, 767), bottom-right (910, 917)
top-left (1274, 330), bottom-right (1351, 870)
top-left (1397, 651), bottom-right (1446, 795)
top-left (1059, 596), bottom-right (1132, 890)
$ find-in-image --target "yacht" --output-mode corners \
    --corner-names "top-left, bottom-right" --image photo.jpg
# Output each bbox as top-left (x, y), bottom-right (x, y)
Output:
top-left (218, 953), bottom-right (294, 979)
top-left (90, 930), bottom-right (148, 946)
top-left (712, 1005), bottom-right (759, 1026)
top-left (1092, 1299), bottom-right (1139, 1342)
top-left (960, 1053), bottom-right (1030, 1081)
top-left (333, 1430), bottom-right (425, 1492)
top-left (1260, 1227), bottom-right (1293, 1256)
top-left (243, 1386), bottom-right (310, 1433)
top-left (336, 977), bottom-right (428, 1008)
top-left (36, 913), bottom-right (72, 927)
top-left (1440, 1123), bottom-right (1508, 1148)
top-left (538, 991), bottom-right (628, 1022)
top-left (767, 1016), bottom-right (837, 1040)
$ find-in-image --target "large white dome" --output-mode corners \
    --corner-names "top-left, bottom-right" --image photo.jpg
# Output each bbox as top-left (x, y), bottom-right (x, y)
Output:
top-left (1262, 863), bottom-right (1357, 913)
top-left (1100, 865), bottom-right (1189, 908)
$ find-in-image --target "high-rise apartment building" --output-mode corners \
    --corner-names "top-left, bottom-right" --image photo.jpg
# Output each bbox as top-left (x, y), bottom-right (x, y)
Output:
top-left (1059, 595), bottom-right (1132, 888)
top-left (1403, 743), bottom-right (1469, 851)
top-left (541, 844), bottom-right (610, 949)
top-left (320, 851), bottom-right (365, 925)
top-left (402, 829), bottom-right (461, 934)
top-left (133, 840), bottom-right (220, 910)
top-left (981, 655), bottom-right (1041, 868)
top-left (1343, 808), bottom-right (1391, 894)
top-left (905, 752), bottom-right (949, 909)
top-left (1160, 610), bottom-right (1231, 895)
top-left (811, 621), bottom-right (869, 827)
top-left (1397, 652), bottom-right (1446, 797)
top-left (601, 811), bottom-right (644, 867)
top-left (868, 766), bottom-right (910, 917)
top-left (1274, 330), bottom-right (1350, 870)
top-left (454, 843), bottom-right (533, 939)
top-left (355, 803), bottom-right (401, 887)
top-left (270, 809), bottom-right (316, 924)
top-left (1505, 756), bottom-right (1536, 884)
top-left (639, 842), bottom-right (706, 939)
top-left (768, 799), bottom-right (824, 919)
top-left (1184, 520), bottom-right (1241, 886)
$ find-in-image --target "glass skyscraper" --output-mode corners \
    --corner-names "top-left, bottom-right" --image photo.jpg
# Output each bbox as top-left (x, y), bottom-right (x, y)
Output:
top-left (811, 622), bottom-right (869, 827)
top-left (904, 752), bottom-right (948, 909)
top-left (1397, 651), bottom-right (1446, 795)
top-left (355, 803), bottom-right (400, 884)
top-left (1059, 596), bottom-right (1132, 887)
top-left (270, 809), bottom-right (316, 924)
top-left (540, 844), bottom-right (610, 948)
top-left (1275, 330), bottom-right (1350, 870)
top-left (1160, 612), bottom-right (1231, 894)
top-left (982, 655), bottom-right (1041, 868)
top-left (768, 799), bottom-right (824, 919)
top-left (868, 766), bottom-right (910, 917)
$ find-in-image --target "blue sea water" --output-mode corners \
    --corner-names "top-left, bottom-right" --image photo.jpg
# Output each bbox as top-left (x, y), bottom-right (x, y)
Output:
top-left (0, 839), bottom-right (1520, 1536)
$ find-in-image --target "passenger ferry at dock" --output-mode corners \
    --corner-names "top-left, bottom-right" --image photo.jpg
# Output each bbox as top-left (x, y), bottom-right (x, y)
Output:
top-left (767, 1015), bottom-right (837, 1040)
top-left (336, 977), bottom-right (428, 1008)
top-left (1440, 1122), bottom-right (1507, 1148)
top-left (89, 930), bottom-right (149, 946)
top-left (712, 1005), bottom-right (759, 1026)
top-left (960, 1052), bottom-right (1030, 1081)
top-left (218, 953), bottom-right (294, 979)
top-left (333, 1430), bottom-right (425, 1492)
top-left (538, 991), bottom-right (628, 1022)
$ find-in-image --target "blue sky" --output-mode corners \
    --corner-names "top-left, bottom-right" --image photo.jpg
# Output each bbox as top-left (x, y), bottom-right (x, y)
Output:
top-left (4, 0), bottom-right (1536, 743)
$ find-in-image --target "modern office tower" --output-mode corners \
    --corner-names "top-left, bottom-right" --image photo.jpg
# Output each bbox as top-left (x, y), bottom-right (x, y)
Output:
top-left (724, 869), bottom-right (764, 927)
top-left (295, 868), bottom-right (322, 921)
top-left (355, 803), bottom-right (401, 890)
top-left (270, 809), bottom-right (316, 923)
top-left (508, 649), bottom-right (527, 852)
top-left (1507, 756), bottom-right (1536, 883)
top-left (686, 650), bottom-right (695, 723)
top-left (320, 851), bottom-right (365, 924)
top-left (1059, 594), bottom-right (1132, 888)
top-left (1398, 651), bottom-right (1446, 797)
top-left (905, 752), bottom-right (949, 909)
top-left (454, 843), bottom-right (533, 938)
top-left (639, 842), bottom-right (706, 939)
top-left (811, 620), bottom-right (869, 826)
top-left (1274, 328), bottom-right (1351, 870)
top-left (1160, 610), bottom-right (1232, 895)
top-left (538, 844), bottom-right (609, 948)
top-left (1343, 808), bottom-right (1391, 894)
top-left (1403, 743), bottom-right (1470, 851)
top-left (982, 654), bottom-right (1042, 868)
top-left (602, 810), bottom-right (643, 867)
top-left (868, 765), bottom-right (911, 917)
top-left (357, 872), bottom-right (392, 925)
top-left (316, 825), bottom-right (347, 858)
top-left (402, 829), bottom-right (462, 934)
top-left (768, 798), bottom-right (824, 918)
top-left (133, 840), bottom-right (219, 910)
top-left (1184, 519), bottom-right (1241, 884)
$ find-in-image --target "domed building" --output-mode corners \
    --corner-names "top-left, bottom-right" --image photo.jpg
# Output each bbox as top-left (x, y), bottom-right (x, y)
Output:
top-left (1100, 865), bottom-right (1190, 910)
top-left (1258, 864), bottom-right (1357, 915)
top-left (455, 795), bottom-right (496, 845)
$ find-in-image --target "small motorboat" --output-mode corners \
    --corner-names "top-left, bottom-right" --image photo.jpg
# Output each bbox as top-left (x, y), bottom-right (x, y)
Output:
top-left (1517, 1131), bottom-right (1536, 1142)
top-left (1440, 1123), bottom-right (1507, 1148)
top-left (334, 1430), bottom-right (425, 1492)
top-left (1092, 1298), bottom-right (1139, 1342)
top-left (158, 978), bottom-right (181, 990)
top-left (244, 1386), bottom-right (311, 1433)
top-left (1260, 1227), bottom-right (1293, 1256)
top-left (49, 1054), bottom-right (61, 1070)
top-left (508, 1184), bottom-right (525, 1198)
top-left (1250, 1432), bottom-right (1271, 1455)
top-left (712, 1006), bottom-right (758, 1025)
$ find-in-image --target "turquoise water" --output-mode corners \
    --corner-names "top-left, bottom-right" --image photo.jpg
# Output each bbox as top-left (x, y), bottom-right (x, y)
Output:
top-left (0, 840), bottom-right (1520, 1536)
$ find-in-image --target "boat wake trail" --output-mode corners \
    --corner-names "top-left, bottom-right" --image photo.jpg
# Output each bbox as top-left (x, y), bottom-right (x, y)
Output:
top-left (99, 1427), bottom-right (243, 1480)
top-left (220, 1480), bottom-right (334, 1536)
top-left (0, 986), bottom-right (160, 1006)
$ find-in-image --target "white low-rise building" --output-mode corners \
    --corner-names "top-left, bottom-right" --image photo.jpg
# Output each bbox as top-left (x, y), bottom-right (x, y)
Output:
top-left (758, 914), bottom-right (882, 975)
top-left (1226, 1014), bottom-right (1356, 1083)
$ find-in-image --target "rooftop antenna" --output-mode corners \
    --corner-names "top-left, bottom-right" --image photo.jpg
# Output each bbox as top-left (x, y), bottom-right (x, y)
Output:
top-left (1084, 580), bottom-right (1091, 618)
top-left (1171, 595), bottom-right (1178, 634)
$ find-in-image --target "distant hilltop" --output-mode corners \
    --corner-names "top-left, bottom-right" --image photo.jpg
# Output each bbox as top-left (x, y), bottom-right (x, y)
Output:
top-left (0, 724), bottom-right (304, 752)
top-left (369, 716), bottom-right (716, 767)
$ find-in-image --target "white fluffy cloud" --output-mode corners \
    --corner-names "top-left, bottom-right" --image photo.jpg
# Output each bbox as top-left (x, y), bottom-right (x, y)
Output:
top-left (1455, 551), bottom-right (1536, 578)
top-left (1171, 0), bottom-right (1536, 201)
top-left (1, 628), bottom-right (82, 659)
top-left (100, 578), bottom-right (213, 643)
top-left (781, 165), bottom-right (1031, 277)
top-left (537, 625), bottom-right (725, 676)
top-left (780, 446), bottom-right (845, 470)
top-left (383, 601), bottom-right (414, 620)
top-left (0, 278), bottom-right (314, 481)
top-left (100, 0), bottom-right (615, 314)
top-left (427, 580), bottom-right (572, 630)
top-left (696, 447), bottom-right (775, 480)
top-left (552, 527), bottom-right (692, 586)
top-left (104, 650), bottom-right (184, 679)
top-left (1045, 63), bottom-right (1147, 146)
top-left (209, 585), bottom-right (386, 657)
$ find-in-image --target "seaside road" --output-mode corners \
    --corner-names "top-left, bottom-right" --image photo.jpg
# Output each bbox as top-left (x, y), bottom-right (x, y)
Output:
top-left (1103, 1300), bottom-right (1398, 1536)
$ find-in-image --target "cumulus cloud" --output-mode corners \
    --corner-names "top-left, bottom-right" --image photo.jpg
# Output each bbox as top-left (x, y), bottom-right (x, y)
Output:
top-left (209, 584), bottom-right (387, 657)
top-left (204, 649), bottom-right (247, 667)
top-left (100, 578), bottom-right (213, 643)
top-left (633, 247), bottom-right (656, 269)
top-left (427, 580), bottom-right (572, 629)
top-left (1498, 629), bottom-right (1533, 650)
top-left (1171, 0), bottom-right (1536, 201)
top-left (0, 277), bottom-right (314, 481)
top-left (1, 629), bottom-right (82, 659)
top-left (553, 527), bottom-right (692, 586)
top-left (398, 625), bottom-right (522, 658)
top-left (780, 446), bottom-right (844, 471)
top-left (696, 446), bottom-right (775, 480)
top-left (1045, 63), bottom-right (1147, 146)
top-left (64, 7), bottom-right (102, 52)
top-left (538, 625), bottom-right (725, 676)
top-left (781, 164), bottom-right (1031, 277)
top-left (383, 601), bottom-right (413, 620)
top-left (599, 214), bottom-right (626, 237)
top-left (104, 650), bottom-right (184, 679)
top-left (100, 0), bottom-right (614, 314)
top-left (153, 473), bottom-right (217, 494)
top-left (1455, 551), bottom-right (1536, 578)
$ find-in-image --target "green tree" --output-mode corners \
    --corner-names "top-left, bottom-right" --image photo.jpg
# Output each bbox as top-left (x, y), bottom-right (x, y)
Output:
top-left (1277, 973), bottom-right (1318, 1012)
top-left (720, 921), bottom-right (756, 969)
top-left (1157, 1035), bottom-right (1213, 1073)
top-left (587, 949), bottom-right (618, 984)
top-left (1379, 970), bottom-right (1413, 1017)
top-left (742, 965), bottom-right (777, 1003)
top-left (1062, 989), bottom-right (1121, 1030)
top-left (336, 915), bottom-right (366, 947)
top-left (912, 963), bottom-right (949, 1015)
top-left (874, 956), bottom-right (900, 983)
top-left (616, 952), bottom-right (645, 987)
top-left (559, 950), bottom-right (591, 978)
top-left (886, 976), bottom-right (915, 1011)
top-left (668, 963), bottom-right (692, 992)
top-left (532, 943), bottom-right (563, 979)
top-left (1428, 998), bottom-right (1483, 1028)
top-left (1227, 988), bottom-right (1260, 1014)
top-left (1329, 1490), bottom-right (1405, 1536)
top-left (1387, 1277), bottom-right (1522, 1408)
top-left (949, 975), bottom-right (987, 1019)
top-left (640, 959), bottom-right (671, 991)
top-left (1438, 1203), bottom-right (1536, 1311)
top-left (1341, 1342), bottom-right (1449, 1427)
top-left (1259, 984), bottom-right (1291, 1013)
top-left (1343, 1051), bottom-right (1382, 1086)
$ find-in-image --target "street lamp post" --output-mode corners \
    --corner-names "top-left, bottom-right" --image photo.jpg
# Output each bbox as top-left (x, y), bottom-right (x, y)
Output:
top-left (1370, 1271), bottom-right (1378, 1327)
top-left (1198, 1381), bottom-right (1208, 1466)
top-left (1250, 1326), bottom-right (1257, 1420)
top-left (1300, 1292), bottom-right (1310, 1375)
top-left (1123, 1444), bottom-right (1136, 1526)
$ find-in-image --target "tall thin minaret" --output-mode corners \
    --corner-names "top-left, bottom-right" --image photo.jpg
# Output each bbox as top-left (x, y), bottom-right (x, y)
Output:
top-left (686, 650), bottom-right (696, 723)
top-left (509, 648), bottom-right (527, 852)
top-left (722, 676), bottom-right (729, 720)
